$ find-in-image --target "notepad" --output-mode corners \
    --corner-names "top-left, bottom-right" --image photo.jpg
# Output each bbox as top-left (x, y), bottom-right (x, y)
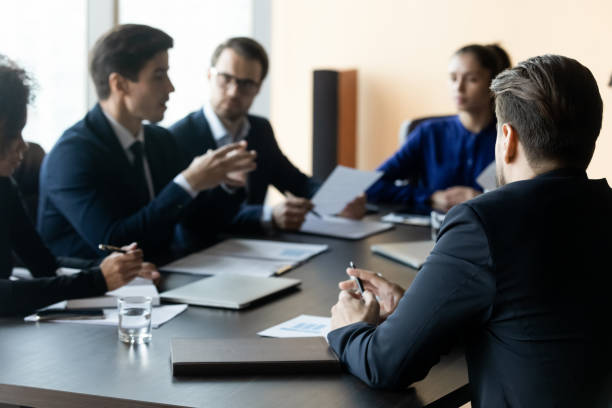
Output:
top-left (371, 240), bottom-right (435, 269)
top-left (171, 337), bottom-right (340, 376)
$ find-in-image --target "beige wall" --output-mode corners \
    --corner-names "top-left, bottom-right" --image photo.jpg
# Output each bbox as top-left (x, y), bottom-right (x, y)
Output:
top-left (269, 0), bottom-right (612, 180)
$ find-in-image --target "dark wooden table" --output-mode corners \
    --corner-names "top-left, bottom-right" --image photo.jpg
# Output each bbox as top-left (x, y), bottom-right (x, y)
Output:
top-left (0, 222), bottom-right (469, 408)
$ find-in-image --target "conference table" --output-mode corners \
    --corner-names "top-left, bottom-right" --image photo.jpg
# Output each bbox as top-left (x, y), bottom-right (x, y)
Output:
top-left (0, 219), bottom-right (469, 408)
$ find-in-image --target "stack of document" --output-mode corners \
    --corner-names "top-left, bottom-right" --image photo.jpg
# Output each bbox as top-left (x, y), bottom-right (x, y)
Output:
top-left (65, 277), bottom-right (160, 309)
top-left (300, 165), bottom-right (393, 239)
top-left (161, 239), bottom-right (328, 277)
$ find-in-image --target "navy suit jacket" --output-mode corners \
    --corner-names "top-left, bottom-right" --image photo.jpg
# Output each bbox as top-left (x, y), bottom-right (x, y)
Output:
top-left (328, 168), bottom-right (612, 407)
top-left (169, 109), bottom-right (319, 232)
top-left (38, 104), bottom-right (196, 262)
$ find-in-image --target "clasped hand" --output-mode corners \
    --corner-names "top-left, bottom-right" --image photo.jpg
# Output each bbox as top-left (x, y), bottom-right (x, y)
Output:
top-left (330, 267), bottom-right (405, 330)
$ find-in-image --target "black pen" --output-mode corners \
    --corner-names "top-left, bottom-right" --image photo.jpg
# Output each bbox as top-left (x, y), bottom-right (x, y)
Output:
top-left (98, 244), bottom-right (127, 254)
top-left (349, 261), bottom-right (365, 295)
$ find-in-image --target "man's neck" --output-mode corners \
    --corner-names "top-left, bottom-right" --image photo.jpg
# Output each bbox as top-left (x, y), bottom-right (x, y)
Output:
top-left (99, 99), bottom-right (142, 137)
top-left (458, 109), bottom-right (493, 134)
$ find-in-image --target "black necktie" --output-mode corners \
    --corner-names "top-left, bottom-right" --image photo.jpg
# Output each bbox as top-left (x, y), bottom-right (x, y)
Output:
top-left (129, 141), bottom-right (149, 203)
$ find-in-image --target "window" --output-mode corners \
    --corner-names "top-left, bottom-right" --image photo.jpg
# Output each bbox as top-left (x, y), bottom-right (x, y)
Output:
top-left (0, 0), bottom-right (87, 152)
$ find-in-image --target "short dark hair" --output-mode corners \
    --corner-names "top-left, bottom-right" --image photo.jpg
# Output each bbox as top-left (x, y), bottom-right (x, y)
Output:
top-left (455, 43), bottom-right (511, 81)
top-left (211, 37), bottom-right (269, 82)
top-left (90, 24), bottom-right (173, 100)
top-left (491, 55), bottom-right (602, 169)
top-left (0, 55), bottom-right (34, 154)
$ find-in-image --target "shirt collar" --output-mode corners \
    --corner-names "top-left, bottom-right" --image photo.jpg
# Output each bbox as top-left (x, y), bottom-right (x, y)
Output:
top-left (102, 110), bottom-right (145, 151)
top-left (202, 100), bottom-right (250, 143)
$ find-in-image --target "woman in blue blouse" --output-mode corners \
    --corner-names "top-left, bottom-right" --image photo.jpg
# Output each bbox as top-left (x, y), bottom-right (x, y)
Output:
top-left (0, 55), bottom-right (159, 316)
top-left (367, 44), bottom-right (511, 214)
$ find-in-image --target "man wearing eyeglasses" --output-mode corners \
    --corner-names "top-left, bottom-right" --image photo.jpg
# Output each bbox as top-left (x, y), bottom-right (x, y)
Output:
top-left (170, 37), bottom-right (366, 233)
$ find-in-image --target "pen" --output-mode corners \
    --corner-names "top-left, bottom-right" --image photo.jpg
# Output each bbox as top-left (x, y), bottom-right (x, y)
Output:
top-left (98, 244), bottom-right (127, 254)
top-left (349, 261), bottom-right (365, 295)
top-left (284, 191), bottom-right (322, 218)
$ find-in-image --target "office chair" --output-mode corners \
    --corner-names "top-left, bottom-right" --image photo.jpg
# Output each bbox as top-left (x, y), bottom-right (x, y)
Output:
top-left (398, 114), bottom-right (454, 146)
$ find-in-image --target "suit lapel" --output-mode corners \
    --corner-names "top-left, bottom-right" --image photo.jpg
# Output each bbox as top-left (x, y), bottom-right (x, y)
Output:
top-left (194, 110), bottom-right (218, 153)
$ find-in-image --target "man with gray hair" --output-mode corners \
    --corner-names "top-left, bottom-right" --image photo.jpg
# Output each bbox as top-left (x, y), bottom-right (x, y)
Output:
top-left (327, 55), bottom-right (612, 407)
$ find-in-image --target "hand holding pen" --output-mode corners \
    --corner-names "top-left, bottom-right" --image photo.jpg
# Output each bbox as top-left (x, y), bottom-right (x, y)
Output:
top-left (271, 191), bottom-right (320, 231)
top-left (97, 242), bottom-right (159, 291)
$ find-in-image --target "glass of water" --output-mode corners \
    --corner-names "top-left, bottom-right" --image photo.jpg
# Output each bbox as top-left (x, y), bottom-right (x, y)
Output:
top-left (117, 296), bottom-right (152, 344)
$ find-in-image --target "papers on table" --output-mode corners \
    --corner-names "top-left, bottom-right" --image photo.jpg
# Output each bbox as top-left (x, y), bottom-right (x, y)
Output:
top-left (300, 214), bottom-right (393, 240)
top-left (311, 165), bottom-right (382, 215)
top-left (258, 314), bottom-right (331, 338)
top-left (25, 304), bottom-right (187, 328)
top-left (65, 277), bottom-right (160, 309)
top-left (162, 239), bottom-right (328, 277)
top-left (476, 162), bottom-right (497, 191)
top-left (381, 213), bottom-right (431, 226)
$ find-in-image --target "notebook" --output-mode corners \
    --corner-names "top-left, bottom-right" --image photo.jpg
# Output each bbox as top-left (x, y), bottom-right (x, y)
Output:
top-left (160, 274), bottom-right (301, 309)
top-left (370, 240), bottom-right (435, 269)
top-left (171, 337), bottom-right (340, 376)
top-left (300, 214), bottom-right (393, 240)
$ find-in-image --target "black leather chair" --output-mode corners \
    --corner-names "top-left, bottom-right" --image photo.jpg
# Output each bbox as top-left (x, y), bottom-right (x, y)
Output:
top-left (398, 114), bottom-right (454, 146)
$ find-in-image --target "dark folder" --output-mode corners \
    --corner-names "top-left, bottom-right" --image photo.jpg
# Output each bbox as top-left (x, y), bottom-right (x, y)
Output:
top-left (171, 337), bottom-right (341, 376)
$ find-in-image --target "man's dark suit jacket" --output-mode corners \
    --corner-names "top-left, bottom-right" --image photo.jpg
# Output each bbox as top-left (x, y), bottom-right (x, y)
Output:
top-left (1, 177), bottom-right (107, 316)
top-left (38, 104), bottom-right (198, 262)
top-left (328, 168), bottom-right (612, 407)
top-left (169, 109), bottom-right (319, 232)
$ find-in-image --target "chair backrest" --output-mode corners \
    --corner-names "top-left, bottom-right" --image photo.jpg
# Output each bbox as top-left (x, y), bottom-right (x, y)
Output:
top-left (398, 114), bottom-right (454, 146)
top-left (12, 141), bottom-right (45, 223)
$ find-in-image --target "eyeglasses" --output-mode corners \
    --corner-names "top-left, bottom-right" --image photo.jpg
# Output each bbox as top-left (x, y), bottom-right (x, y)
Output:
top-left (210, 67), bottom-right (260, 95)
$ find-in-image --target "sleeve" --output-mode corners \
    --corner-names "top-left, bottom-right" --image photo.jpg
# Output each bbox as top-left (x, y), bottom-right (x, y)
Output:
top-left (9, 180), bottom-right (58, 278)
top-left (0, 268), bottom-right (107, 317)
top-left (327, 203), bottom-right (496, 388)
top-left (263, 120), bottom-right (321, 199)
top-left (43, 137), bottom-right (193, 255)
top-left (366, 126), bottom-right (434, 211)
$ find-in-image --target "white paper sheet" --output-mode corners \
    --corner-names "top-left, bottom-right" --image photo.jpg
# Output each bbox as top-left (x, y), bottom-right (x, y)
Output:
top-left (65, 277), bottom-right (160, 309)
top-left (257, 314), bottom-right (331, 338)
top-left (476, 162), bottom-right (497, 191)
top-left (300, 214), bottom-right (393, 239)
top-left (25, 304), bottom-right (188, 328)
top-left (380, 213), bottom-right (431, 226)
top-left (162, 239), bottom-right (328, 276)
top-left (310, 165), bottom-right (383, 215)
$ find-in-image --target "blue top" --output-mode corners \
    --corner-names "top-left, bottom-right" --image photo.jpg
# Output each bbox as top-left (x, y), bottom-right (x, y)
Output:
top-left (366, 116), bottom-right (496, 213)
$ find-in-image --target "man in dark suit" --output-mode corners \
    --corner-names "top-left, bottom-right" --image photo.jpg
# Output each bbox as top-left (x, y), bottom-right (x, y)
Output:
top-left (170, 37), bottom-right (365, 233)
top-left (38, 25), bottom-right (256, 262)
top-left (328, 55), bottom-right (612, 407)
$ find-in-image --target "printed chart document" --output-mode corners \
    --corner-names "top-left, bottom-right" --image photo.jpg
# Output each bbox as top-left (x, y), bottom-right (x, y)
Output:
top-left (257, 314), bottom-right (331, 338)
top-left (25, 304), bottom-right (187, 328)
top-left (476, 162), bottom-right (497, 191)
top-left (300, 213), bottom-right (393, 240)
top-left (311, 165), bottom-right (383, 215)
top-left (162, 239), bottom-right (328, 277)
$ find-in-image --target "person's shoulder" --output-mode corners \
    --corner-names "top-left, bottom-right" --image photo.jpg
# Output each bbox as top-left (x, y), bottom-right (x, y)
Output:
top-left (169, 110), bottom-right (202, 135)
top-left (247, 114), bottom-right (273, 131)
top-left (414, 115), bottom-right (458, 132)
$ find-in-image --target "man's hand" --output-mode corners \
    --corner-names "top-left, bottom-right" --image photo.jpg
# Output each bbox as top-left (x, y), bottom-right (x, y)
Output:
top-left (272, 193), bottom-right (313, 230)
top-left (339, 268), bottom-right (405, 321)
top-left (99, 243), bottom-right (160, 291)
top-left (337, 193), bottom-right (367, 220)
top-left (331, 290), bottom-right (379, 330)
top-left (182, 141), bottom-right (257, 192)
top-left (431, 186), bottom-right (480, 213)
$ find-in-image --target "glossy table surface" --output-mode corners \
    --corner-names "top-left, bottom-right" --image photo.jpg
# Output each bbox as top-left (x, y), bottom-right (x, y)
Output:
top-left (0, 221), bottom-right (468, 408)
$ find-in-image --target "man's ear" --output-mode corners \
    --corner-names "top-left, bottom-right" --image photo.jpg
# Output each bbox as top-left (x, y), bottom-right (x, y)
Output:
top-left (502, 123), bottom-right (519, 164)
top-left (108, 72), bottom-right (128, 97)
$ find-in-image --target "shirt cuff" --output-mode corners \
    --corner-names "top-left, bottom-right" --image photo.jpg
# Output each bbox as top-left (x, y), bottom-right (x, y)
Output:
top-left (261, 204), bottom-right (275, 230)
top-left (220, 183), bottom-right (240, 195)
top-left (173, 173), bottom-right (198, 198)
